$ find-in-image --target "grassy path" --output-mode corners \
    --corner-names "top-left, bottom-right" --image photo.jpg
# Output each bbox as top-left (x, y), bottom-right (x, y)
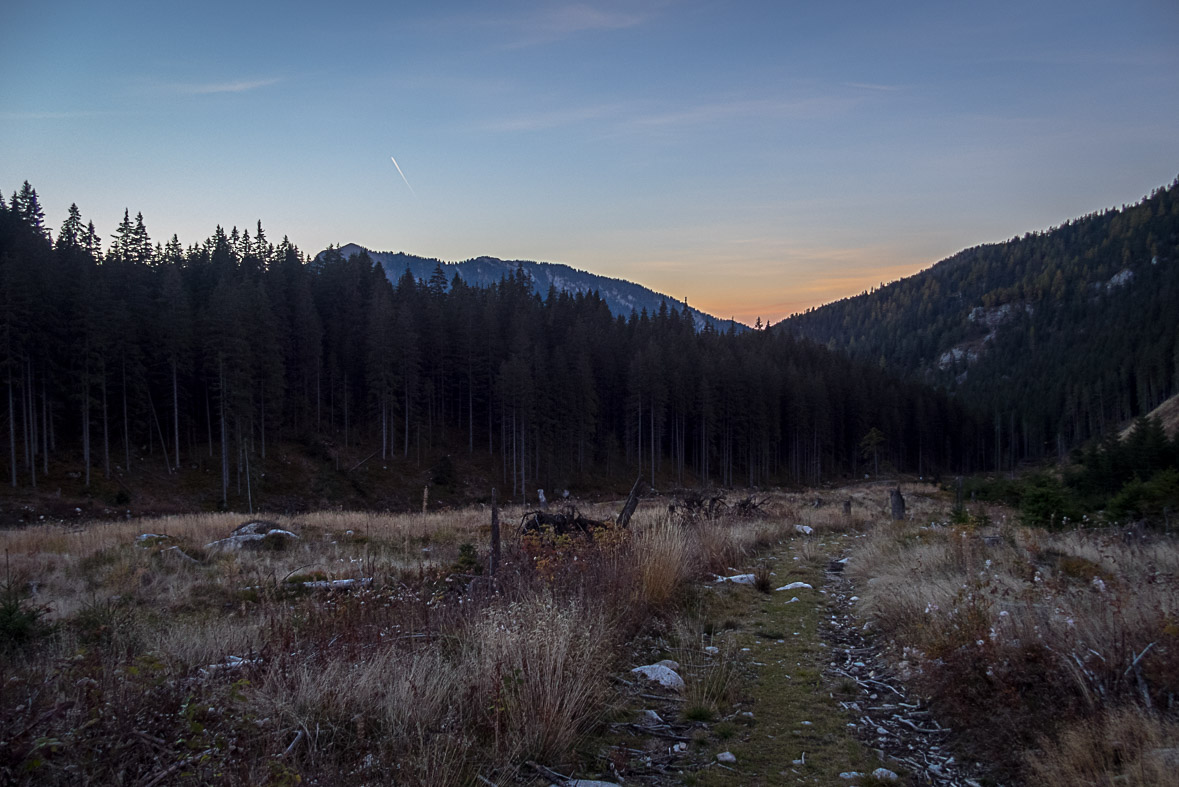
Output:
top-left (689, 531), bottom-right (893, 786)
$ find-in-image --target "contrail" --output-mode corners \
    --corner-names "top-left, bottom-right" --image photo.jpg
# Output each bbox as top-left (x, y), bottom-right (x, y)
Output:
top-left (390, 155), bottom-right (417, 199)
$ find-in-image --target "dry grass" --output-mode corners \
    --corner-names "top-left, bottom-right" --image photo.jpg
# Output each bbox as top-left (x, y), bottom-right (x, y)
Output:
top-left (846, 499), bottom-right (1179, 781)
top-left (0, 495), bottom-right (799, 784)
top-left (1025, 707), bottom-right (1179, 787)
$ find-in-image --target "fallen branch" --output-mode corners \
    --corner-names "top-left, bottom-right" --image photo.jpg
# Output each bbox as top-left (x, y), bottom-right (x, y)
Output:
top-left (280, 729), bottom-right (305, 759)
top-left (626, 723), bottom-right (691, 741)
top-left (525, 760), bottom-right (572, 784)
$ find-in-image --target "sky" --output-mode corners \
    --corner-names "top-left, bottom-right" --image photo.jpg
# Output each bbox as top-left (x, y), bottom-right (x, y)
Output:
top-left (2, 1), bottom-right (1178, 325)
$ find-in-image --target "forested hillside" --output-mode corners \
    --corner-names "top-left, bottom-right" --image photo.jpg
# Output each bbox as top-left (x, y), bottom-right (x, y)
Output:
top-left (1, 183), bottom-right (982, 512)
top-left (777, 177), bottom-right (1179, 467)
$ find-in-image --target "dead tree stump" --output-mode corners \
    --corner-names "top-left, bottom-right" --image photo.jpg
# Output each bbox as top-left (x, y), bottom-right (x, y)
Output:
top-left (890, 487), bottom-right (905, 521)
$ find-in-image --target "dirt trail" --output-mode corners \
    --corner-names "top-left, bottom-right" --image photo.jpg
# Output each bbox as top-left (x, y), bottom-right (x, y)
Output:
top-left (602, 530), bottom-right (997, 786)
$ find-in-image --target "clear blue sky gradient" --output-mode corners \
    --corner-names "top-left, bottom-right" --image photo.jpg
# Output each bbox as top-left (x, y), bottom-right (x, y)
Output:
top-left (3, 1), bottom-right (1177, 323)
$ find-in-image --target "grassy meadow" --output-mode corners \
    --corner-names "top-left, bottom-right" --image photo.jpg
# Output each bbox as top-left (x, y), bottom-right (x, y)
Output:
top-left (1, 483), bottom-right (1176, 785)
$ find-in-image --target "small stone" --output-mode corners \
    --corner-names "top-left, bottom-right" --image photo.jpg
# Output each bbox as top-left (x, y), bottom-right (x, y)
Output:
top-left (776, 582), bottom-right (813, 591)
top-left (872, 768), bottom-right (899, 780)
top-left (642, 710), bottom-right (664, 725)
top-left (656, 659), bottom-right (680, 671)
top-left (839, 773), bottom-right (862, 780)
top-left (716, 751), bottom-right (737, 764)
top-left (703, 646), bottom-right (720, 655)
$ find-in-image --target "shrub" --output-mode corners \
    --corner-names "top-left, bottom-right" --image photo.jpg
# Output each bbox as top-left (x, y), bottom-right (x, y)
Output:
top-left (1020, 474), bottom-right (1081, 529)
top-left (0, 579), bottom-right (50, 654)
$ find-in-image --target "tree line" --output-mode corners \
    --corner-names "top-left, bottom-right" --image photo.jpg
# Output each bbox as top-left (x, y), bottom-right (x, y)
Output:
top-left (2, 182), bottom-right (985, 508)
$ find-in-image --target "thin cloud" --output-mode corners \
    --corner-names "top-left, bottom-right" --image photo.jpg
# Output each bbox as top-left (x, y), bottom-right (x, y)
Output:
top-left (485, 103), bottom-right (624, 132)
top-left (843, 81), bottom-right (904, 92)
top-left (0, 110), bottom-right (100, 120)
top-left (441, 2), bottom-right (653, 49)
top-left (524, 3), bottom-right (647, 38)
top-left (630, 95), bottom-right (858, 128)
top-left (167, 77), bottom-right (282, 95)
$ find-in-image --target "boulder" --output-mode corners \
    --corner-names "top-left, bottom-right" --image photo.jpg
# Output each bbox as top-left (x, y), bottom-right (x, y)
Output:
top-left (206, 521), bottom-right (299, 553)
top-left (631, 664), bottom-right (685, 691)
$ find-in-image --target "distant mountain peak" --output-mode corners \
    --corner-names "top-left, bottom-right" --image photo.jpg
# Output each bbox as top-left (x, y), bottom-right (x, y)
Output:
top-left (324, 244), bottom-right (746, 333)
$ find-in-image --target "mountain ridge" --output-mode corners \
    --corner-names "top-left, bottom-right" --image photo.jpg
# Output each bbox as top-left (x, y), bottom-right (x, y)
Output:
top-left (327, 243), bottom-right (747, 333)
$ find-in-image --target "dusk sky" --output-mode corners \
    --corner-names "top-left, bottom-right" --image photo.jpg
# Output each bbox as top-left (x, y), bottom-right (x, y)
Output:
top-left (3, 1), bottom-right (1177, 324)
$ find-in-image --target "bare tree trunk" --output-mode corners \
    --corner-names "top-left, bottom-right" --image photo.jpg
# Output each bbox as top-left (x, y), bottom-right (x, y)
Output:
top-left (220, 359), bottom-right (229, 509)
top-left (8, 369), bottom-right (16, 488)
top-left (42, 377), bottom-right (49, 476)
top-left (490, 487), bottom-right (500, 576)
top-left (82, 377), bottom-right (90, 488)
top-left (147, 387), bottom-right (171, 473)
top-left (102, 371), bottom-right (110, 478)
top-left (122, 359), bottom-right (131, 475)
top-left (172, 359), bottom-right (181, 471)
top-left (205, 385), bottom-right (213, 458)
top-left (260, 380), bottom-right (266, 460)
top-left (244, 446), bottom-right (253, 514)
top-left (24, 362), bottom-right (35, 488)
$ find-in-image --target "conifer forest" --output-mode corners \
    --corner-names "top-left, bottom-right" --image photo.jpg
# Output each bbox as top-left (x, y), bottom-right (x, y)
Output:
top-left (1, 183), bottom-right (978, 510)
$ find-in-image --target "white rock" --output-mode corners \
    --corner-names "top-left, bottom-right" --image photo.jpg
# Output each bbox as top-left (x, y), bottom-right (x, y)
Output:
top-left (561, 782), bottom-right (621, 787)
top-left (656, 659), bottom-right (680, 671)
top-left (703, 645), bottom-right (720, 655)
top-left (872, 767), bottom-right (899, 780)
top-left (784, 596), bottom-right (800, 604)
top-left (716, 751), bottom-right (737, 764)
top-left (631, 664), bottom-right (685, 691)
top-left (673, 742), bottom-right (688, 753)
top-left (795, 524), bottom-right (814, 535)
top-left (839, 772), bottom-right (862, 780)
top-left (776, 582), bottom-right (812, 591)
top-left (716, 573), bottom-right (757, 584)
top-left (642, 710), bottom-right (664, 725)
